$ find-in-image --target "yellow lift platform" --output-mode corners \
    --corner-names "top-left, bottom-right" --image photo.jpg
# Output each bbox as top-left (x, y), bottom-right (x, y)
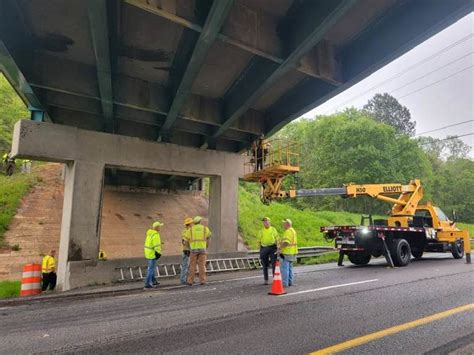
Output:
top-left (243, 138), bottom-right (299, 204)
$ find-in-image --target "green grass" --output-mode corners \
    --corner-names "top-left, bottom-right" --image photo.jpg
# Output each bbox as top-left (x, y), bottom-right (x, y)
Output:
top-left (299, 252), bottom-right (347, 265)
top-left (457, 223), bottom-right (474, 249)
top-left (0, 280), bottom-right (21, 299)
top-left (0, 168), bottom-right (39, 247)
top-left (457, 223), bottom-right (473, 237)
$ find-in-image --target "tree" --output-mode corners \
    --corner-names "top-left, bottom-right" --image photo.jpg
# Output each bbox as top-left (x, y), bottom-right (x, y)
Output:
top-left (363, 93), bottom-right (416, 136)
top-left (0, 74), bottom-right (29, 152)
top-left (444, 136), bottom-right (472, 160)
top-left (417, 135), bottom-right (472, 169)
top-left (431, 159), bottom-right (474, 223)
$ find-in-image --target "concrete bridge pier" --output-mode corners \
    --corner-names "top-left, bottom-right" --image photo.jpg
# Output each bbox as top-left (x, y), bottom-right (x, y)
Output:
top-left (58, 161), bottom-right (105, 290)
top-left (11, 120), bottom-right (245, 290)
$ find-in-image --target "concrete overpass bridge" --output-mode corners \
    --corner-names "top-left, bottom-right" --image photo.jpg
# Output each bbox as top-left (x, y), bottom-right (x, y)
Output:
top-left (1, 0), bottom-right (472, 290)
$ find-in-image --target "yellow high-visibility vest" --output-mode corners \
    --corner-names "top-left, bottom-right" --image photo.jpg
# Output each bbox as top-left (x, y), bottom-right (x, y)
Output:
top-left (280, 227), bottom-right (297, 255)
top-left (185, 224), bottom-right (211, 250)
top-left (98, 249), bottom-right (107, 260)
top-left (144, 229), bottom-right (161, 259)
top-left (258, 226), bottom-right (278, 247)
top-left (181, 228), bottom-right (190, 251)
top-left (42, 255), bottom-right (56, 273)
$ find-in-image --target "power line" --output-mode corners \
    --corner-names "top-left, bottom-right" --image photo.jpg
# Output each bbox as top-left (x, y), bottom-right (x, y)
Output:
top-left (391, 52), bottom-right (473, 94)
top-left (398, 65), bottom-right (473, 100)
top-left (415, 120), bottom-right (474, 136)
top-left (418, 132), bottom-right (474, 145)
top-left (320, 34), bottom-right (474, 114)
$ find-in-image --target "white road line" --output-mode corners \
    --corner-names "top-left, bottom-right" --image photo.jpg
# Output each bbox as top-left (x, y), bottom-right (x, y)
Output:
top-left (279, 279), bottom-right (379, 297)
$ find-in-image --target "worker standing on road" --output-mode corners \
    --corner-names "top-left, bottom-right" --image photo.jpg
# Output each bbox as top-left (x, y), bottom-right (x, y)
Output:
top-left (258, 217), bottom-right (279, 285)
top-left (180, 217), bottom-right (193, 284)
top-left (98, 249), bottom-right (108, 260)
top-left (144, 221), bottom-right (163, 289)
top-left (279, 219), bottom-right (298, 287)
top-left (41, 249), bottom-right (57, 291)
top-left (185, 216), bottom-right (211, 285)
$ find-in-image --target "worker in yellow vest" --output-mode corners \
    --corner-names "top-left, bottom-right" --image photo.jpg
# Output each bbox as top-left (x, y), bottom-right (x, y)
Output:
top-left (144, 221), bottom-right (163, 289)
top-left (41, 249), bottom-right (57, 291)
top-left (184, 216), bottom-right (211, 285)
top-left (279, 219), bottom-right (298, 287)
top-left (180, 217), bottom-right (193, 284)
top-left (258, 217), bottom-right (279, 285)
top-left (98, 249), bottom-right (107, 260)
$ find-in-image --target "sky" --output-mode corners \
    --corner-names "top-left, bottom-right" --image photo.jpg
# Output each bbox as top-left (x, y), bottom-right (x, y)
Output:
top-left (305, 12), bottom-right (474, 158)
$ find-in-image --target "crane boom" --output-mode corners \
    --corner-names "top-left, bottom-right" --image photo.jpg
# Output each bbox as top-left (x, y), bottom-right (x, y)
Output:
top-left (287, 179), bottom-right (423, 218)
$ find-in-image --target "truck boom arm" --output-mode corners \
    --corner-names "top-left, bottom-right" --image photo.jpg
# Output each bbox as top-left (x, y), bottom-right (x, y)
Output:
top-left (290, 179), bottom-right (423, 217)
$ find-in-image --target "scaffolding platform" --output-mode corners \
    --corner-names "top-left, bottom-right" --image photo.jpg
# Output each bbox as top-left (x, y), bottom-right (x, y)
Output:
top-left (243, 139), bottom-right (299, 203)
top-left (243, 164), bottom-right (300, 182)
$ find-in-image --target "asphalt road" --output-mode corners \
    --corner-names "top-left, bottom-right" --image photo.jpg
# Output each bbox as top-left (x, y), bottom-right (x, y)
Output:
top-left (1, 255), bottom-right (473, 354)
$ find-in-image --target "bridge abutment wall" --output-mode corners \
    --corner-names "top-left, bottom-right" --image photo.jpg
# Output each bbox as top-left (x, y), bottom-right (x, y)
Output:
top-left (11, 120), bottom-right (244, 290)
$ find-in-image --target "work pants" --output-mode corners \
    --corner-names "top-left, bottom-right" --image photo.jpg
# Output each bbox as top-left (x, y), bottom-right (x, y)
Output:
top-left (41, 272), bottom-right (57, 291)
top-left (260, 245), bottom-right (277, 281)
top-left (145, 258), bottom-right (157, 287)
top-left (187, 251), bottom-right (207, 284)
top-left (180, 251), bottom-right (190, 284)
top-left (279, 256), bottom-right (294, 287)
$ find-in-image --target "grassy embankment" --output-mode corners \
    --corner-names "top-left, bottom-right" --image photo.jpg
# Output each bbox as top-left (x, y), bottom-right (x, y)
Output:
top-left (0, 169), bottom-right (40, 299)
top-left (0, 168), bottom-right (40, 248)
top-left (0, 280), bottom-right (21, 298)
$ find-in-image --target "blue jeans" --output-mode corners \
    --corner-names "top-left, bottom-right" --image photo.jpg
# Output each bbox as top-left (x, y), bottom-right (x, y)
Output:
top-left (279, 256), bottom-right (294, 287)
top-left (145, 258), bottom-right (157, 287)
top-left (180, 252), bottom-right (190, 283)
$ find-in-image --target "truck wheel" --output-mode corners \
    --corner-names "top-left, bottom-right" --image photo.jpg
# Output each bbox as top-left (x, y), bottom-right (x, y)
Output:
top-left (348, 252), bottom-right (371, 265)
top-left (390, 239), bottom-right (411, 267)
top-left (451, 240), bottom-right (464, 259)
top-left (411, 249), bottom-right (423, 259)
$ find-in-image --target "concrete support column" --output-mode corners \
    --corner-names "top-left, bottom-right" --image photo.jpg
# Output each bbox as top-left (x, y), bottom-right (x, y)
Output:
top-left (208, 175), bottom-right (239, 253)
top-left (57, 160), bottom-right (105, 290)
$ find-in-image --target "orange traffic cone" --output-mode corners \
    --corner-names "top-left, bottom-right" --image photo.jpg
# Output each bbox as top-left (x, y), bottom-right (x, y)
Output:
top-left (268, 260), bottom-right (286, 295)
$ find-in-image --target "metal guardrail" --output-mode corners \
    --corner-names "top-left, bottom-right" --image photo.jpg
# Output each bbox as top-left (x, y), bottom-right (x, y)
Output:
top-left (247, 246), bottom-right (335, 258)
top-left (116, 246), bottom-right (335, 282)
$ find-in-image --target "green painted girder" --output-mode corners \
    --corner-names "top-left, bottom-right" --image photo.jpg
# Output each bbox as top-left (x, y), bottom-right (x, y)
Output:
top-left (87, 0), bottom-right (115, 133)
top-left (0, 40), bottom-right (48, 119)
top-left (158, 0), bottom-right (234, 140)
top-left (203, 0), bottom-right (357, 147)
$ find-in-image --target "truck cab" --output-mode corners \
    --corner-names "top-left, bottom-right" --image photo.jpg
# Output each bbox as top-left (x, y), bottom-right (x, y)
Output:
top-left (413, 202), bottom-right (457, 231)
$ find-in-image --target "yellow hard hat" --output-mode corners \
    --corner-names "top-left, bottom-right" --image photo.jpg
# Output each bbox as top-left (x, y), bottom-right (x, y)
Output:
top-left (152, 221), bottom-right (164, 228)
top-left (193, 216), bottom-right (202, 223)
top-left (184, 217), bottom-right (193, 225)
top-left (262, 217), bottom-right (271, 222)
top-left (282, 218), bottom-right (292, 225)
